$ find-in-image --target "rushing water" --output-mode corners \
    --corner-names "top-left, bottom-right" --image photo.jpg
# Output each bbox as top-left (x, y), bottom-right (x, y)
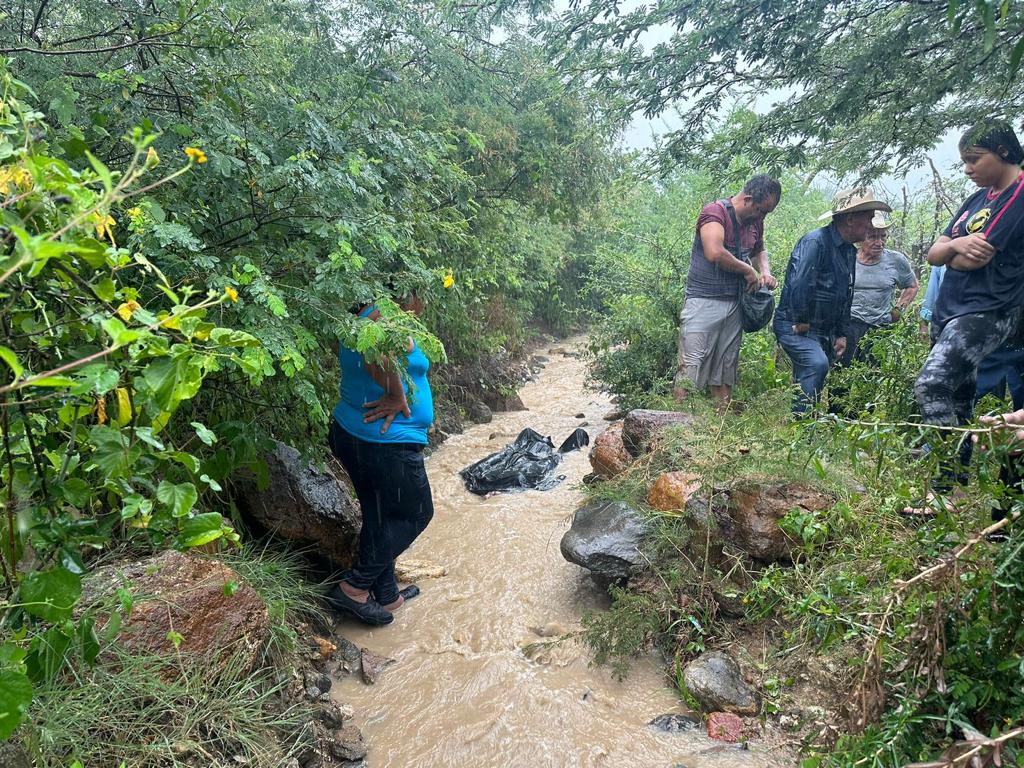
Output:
top-left (333, 339), bottom-right (790, 768)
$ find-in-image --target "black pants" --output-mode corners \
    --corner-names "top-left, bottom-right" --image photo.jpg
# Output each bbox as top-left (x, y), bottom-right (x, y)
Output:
top-left (328, 420), bottom-right (434, 604)
top-left (915, 307), bottom-right (1023, 492)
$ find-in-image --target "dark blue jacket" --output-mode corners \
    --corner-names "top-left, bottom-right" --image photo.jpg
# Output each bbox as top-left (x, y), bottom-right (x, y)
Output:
top-left (776, 223), bottom-right (856, 331)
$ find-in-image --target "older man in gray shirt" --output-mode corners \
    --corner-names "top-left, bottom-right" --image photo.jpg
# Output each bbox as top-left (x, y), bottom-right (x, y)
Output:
top-left (839, 213), bottom-right (918, 366)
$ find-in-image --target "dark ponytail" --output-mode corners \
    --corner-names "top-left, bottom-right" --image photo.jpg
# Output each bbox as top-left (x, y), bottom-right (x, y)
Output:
top-left (959, 120), bottom-right (1024, 165)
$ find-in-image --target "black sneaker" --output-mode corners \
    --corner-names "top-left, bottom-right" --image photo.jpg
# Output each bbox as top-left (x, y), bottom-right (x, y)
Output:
top-left (326, 586), bottom-right (394, 626)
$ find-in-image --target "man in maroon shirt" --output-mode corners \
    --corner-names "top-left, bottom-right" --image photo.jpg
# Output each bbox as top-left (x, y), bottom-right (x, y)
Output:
top-left (672, 175), bottom-right (781, 408)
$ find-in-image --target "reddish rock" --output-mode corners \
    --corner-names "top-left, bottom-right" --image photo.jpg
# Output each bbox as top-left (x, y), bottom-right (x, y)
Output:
top-left (589, 422), bottom-right (631, 477)
top-left (82, 550), bottom-right (269, 670)
top-left (622, 409), bottom-right (697, 456)
top-left (647, 471), bottom-right (701, 512)
top-left (707, 711), bottom-right (744, 742)
top-left (686, 479), bottom-right (834, 563)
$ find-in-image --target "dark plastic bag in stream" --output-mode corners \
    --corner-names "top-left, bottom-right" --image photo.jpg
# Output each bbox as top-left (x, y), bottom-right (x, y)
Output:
top-left (459, 427), bottom-right (589, 495)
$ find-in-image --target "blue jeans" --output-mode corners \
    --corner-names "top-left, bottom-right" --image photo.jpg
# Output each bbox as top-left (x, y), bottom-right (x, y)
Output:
top-left (773, 314), bottom-right (836, 414)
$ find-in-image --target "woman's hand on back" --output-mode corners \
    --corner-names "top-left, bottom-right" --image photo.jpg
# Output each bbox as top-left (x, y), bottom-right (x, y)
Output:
top-left (363, 389), bottom-right (411, 433)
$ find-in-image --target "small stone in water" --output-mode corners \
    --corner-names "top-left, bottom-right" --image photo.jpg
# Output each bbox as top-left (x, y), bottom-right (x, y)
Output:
top-left (648, 713), bottom-right (701, 732)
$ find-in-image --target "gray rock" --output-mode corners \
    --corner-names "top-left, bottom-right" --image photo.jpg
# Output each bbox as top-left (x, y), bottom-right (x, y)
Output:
top-left (682, 651), bottom-right (761, 715)
top-left (236, 441), bottom-right (361, 568)
top-left (360, 648), bottom-right (395, 685)
top-left (329, 725), bottom-right (368, 761)
top-left (466, 400), bottom-right (493, 424)
top-left (560, 500), bottom-right (650, 586)
top-left (622, 409), bottom-right (697, 456)
top-left (0, 743), bottom-right (30, 768)
top-left (648, 713), bottom-right (701, 732)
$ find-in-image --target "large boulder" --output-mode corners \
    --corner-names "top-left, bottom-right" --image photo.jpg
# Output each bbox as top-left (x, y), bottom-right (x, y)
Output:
top-left (685, 479), bottom-right (833, 563)
top-left (560, 500), bottom-right (650, 586)
top-left (683, 650), bottom-right (761, 715)
top-left (236, 441), bottom-right (361, 568)
top-left (589, 422), bottom-right (632, 477)
top-left (465, 400), bottom-right (493, 424)
top-left (622, 410), bottom-right (697, 456)
top-left (81, 550), bottom-right (269, 670)
top-left (647, 471), bottom-right (701, 512)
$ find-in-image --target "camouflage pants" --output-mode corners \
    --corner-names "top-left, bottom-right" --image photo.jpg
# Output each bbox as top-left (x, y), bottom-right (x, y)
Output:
top-left (915, 306), bottom-right (1023, 490)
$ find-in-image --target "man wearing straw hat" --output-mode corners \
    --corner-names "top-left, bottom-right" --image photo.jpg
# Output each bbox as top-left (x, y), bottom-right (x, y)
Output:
top-left (838, 211), bottom-right (919, 367)
top-left (773, 187), bottom-right (892, 415)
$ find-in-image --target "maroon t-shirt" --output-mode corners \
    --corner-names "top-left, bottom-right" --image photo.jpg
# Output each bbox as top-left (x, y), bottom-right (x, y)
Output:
top-left (685, 200), bottom-right (765, 300)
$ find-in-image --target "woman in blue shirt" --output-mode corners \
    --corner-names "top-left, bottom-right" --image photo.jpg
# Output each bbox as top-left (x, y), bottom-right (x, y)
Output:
top-left (909, 120), bottom-right (1024, 511)
top-left (326, 291), bottom-right (434, 625)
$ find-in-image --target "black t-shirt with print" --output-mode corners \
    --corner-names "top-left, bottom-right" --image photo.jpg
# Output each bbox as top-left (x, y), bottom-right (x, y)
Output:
top-left (936, 176), bottom-right (1024, 325)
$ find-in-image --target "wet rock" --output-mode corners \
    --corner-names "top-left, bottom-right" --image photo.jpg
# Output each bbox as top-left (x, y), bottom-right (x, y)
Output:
top-left (589, 422), bottom-right (631, 477)
top-left (710, 582), bottom-right (747, 619)
top-left (560, 500), bottom-right (650, 586)
top-left (648, 713), bottom-right (702, 732)
top-left (549, 347), bottom-right (568, 355)
top-left (581, 472), bottom-right (602, 486)
top-left (575, 412), bottom-right (586, 418)
top-left (622, 409), bottom-right (698, 456)
top-left (579, 421), bottom-right (589, 427)
top-left (602, 410), bottom-right (624, 421)
top-left (236, 441), bottom-right (361, 568)
top-left (315, 701), bottom-right (349, 729)
top-left (395, 556), bottom-right (447, 581)
top-left (309, 635), bottom-right (337, 661)
top-left (466, 400), bottom-right (493, 424)
top-left (706, 711), bottom-right (745, 742)
top-left (647, 471), bottom-right (701, 512)
top-left (304, 671), bottom-right (333, 699)
top-left (360, 648), bottom-right (395, 685)
top-left (686, 480), bottom-right (832, 563)
top-left (329, 726), bottom-right (367, 761)
top-left (683, 651), bottom-right (761, 715)
top-left (81, 550), bottom-right (268, 671)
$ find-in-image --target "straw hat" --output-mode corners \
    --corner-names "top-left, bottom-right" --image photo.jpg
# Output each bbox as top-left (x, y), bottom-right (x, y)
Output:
top-left (818, 187), bottom-right (893, 220)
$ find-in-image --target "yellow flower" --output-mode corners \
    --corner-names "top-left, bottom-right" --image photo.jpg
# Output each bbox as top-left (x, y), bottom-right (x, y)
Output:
top-left (91, 212), bottom-right (117, 243)
top-left (126, 207), bottom-right (143, 219)
top-left (0, 165), bottom-right (32, 195)
top-left (184, 147), bottom-right (208, 164)
top-left (145, 146), bottom-right (160, 168)
top-left (443, 271), bottom-right (455, 290)
top-left (224, 286), bottom-right (239, 303)
top-left (116, 300), bottom-right (141, 321)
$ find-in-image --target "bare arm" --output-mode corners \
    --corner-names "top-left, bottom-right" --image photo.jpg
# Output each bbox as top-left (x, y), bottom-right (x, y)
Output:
top-left (896, 284), bottom-right (918, 310)
top-left (754, 249), bottom-right (777, 289)
top-left (928, 234), bottom-right (995, 271)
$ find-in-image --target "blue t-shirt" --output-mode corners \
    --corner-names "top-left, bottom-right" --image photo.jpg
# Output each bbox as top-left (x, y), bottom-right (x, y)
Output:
top-left (333, 309), bottom-right (433, 445)
top-left (935, 176), bottom-right (1024, 325)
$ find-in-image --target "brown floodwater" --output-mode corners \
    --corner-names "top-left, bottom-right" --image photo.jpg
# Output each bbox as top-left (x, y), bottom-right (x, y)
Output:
top-left (333, 339), bottom-right (791, 768)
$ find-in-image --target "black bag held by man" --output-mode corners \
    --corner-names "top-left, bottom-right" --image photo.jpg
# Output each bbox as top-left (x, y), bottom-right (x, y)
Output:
top-left (722, 199), bottom-right (775, 332)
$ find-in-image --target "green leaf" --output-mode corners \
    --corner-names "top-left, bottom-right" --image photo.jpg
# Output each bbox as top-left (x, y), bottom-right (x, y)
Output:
top-left (120, 494), bottom-right (153, 521)
top-left (85, 151), bottom-right (113, 192)
top-left (92, 277), bottom-right (117, 302)
top-left (166, 630), bottom-right (184, 649)
top-left (190, 421), bottom-right (217, 446)
top-left (19, 567), bottom-right (82, 623)
top-left (60, 478), bottom-right (92, 507)
top-left (157, 480), bottom-right (198, 518)
top-left (26, 625), bottom-right (74, 683)
top-left (79, 616), bottom-right (101, 665)
top-left (88, 425), bottom-right (141, 478)
top-left (0, 346), bottom-right (24, 379)
top-left (1010, 37), bottom-right (1024, 78)
top-left (209, 328), bottom-right (261, 348)
top-left (0, 668), bottom-right (33, 739)
top-left (178, 512), bottom-right (225, 548)
top-left (76, 363), bottom-right (119, 395)
top-left (70, 237), bottom-right (108, 268)
top-left (28, 376), bottom-right (75, 388)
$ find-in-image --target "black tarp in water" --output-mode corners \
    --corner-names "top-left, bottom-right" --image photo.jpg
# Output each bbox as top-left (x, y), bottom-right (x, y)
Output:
top-left (459, 427), bottom-right (590, 495)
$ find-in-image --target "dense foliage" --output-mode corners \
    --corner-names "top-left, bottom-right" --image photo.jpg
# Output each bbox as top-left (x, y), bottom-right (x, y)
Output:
top-left (544, 0), bottom-right (1024, 176)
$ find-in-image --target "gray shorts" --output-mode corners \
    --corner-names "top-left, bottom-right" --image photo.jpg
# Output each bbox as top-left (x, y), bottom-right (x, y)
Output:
top-left (674, 296), bottom-right (743, 388)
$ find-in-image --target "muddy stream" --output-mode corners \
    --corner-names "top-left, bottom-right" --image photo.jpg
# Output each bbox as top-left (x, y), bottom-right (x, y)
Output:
top-left (333, 339), bottom-right (788, 768)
